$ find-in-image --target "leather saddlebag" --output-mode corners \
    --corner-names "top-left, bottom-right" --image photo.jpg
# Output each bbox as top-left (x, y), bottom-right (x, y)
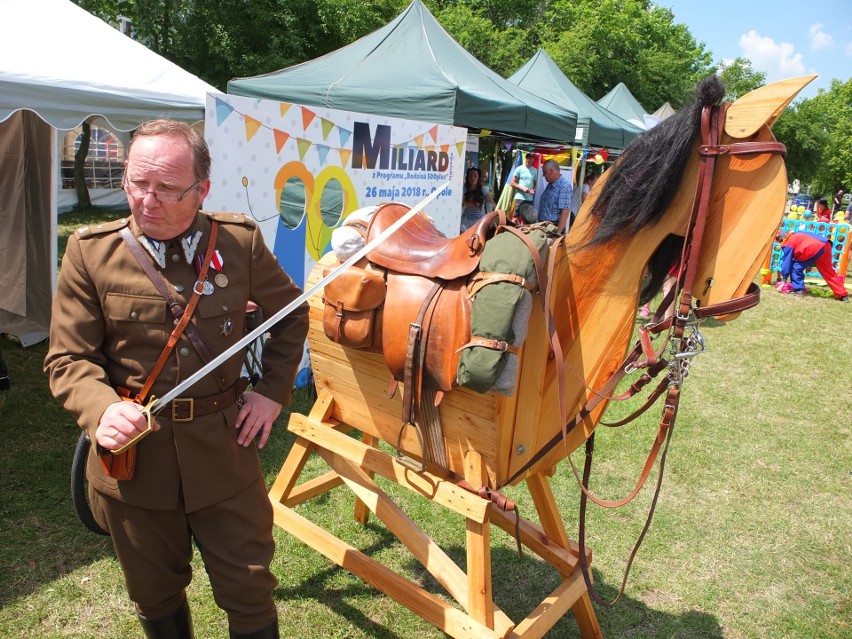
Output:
top-left (322, 264), bottom-right (386, 351)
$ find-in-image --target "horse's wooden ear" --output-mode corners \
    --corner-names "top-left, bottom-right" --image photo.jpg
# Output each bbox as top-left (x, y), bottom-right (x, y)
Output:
top-left (725, 75), bottom-right (818, 138)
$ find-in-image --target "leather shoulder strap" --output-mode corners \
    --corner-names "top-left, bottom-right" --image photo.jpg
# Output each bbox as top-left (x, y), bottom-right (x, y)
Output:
top-left (119, 223), bottom-right (222, 401)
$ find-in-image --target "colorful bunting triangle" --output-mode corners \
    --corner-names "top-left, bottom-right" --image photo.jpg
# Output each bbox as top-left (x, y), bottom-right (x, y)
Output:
top-left (296, 138), bottom-right (311, 161)
top-left (244, 116), bottom-right (262, 142)
top-left (338, 128), bottom-right (352, 148)
top-left (301, 107), bottom-right (316, 130)
top-left (214, 97), bottom-right (235, 126)
top-left (316, 144), bottom-right (331, 165)
top-left (273, 129), bottom-right (290, 154)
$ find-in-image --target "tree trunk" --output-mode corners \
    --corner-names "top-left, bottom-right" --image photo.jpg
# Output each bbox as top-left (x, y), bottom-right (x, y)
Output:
top-left (74, 121), bottom-right (92, 210)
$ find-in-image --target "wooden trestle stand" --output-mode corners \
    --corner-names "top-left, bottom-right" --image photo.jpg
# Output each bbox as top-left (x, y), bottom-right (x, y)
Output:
top-left (268, 257), bottom-right (603, 638)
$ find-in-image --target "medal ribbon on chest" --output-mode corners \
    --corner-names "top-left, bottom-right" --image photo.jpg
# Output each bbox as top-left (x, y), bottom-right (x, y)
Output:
top-left (194, 249), bottom-right (224, 295)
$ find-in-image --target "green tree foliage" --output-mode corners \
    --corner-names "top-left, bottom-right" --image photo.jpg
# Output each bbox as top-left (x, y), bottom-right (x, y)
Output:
top-left (75, 0), bottom-right (722, 112)
top-left (75, 0), bottom-right (716, 108)
top-left (315, 0), bottom-right (411, 50)
top-left (535, 0), bottom-right (713, 109)
top-left (718, 57), bottom-right (766, 101)
top-left (73, 0), bottom-right (407, 90)
top-left (171, 0), bottom-right (325, 90)
top-left (429, 3), bottom-right (529, 78)
top-left (774, 78), bottom-right (852, 196)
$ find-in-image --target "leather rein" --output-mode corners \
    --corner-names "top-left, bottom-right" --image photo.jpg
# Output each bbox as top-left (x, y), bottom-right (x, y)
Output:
top-left (509, 103), bottom-right (786, 606)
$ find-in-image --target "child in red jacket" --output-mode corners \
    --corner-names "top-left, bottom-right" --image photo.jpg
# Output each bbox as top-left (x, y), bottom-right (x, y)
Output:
top-left (778, 231), bottom-right (849, 301)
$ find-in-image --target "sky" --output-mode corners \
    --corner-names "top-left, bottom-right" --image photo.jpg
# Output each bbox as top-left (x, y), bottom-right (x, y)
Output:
top-left (660, 0), bottom-right (851, 100)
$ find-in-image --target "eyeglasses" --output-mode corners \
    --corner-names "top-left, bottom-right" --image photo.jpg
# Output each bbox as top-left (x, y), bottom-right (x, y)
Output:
top-left (122, 177), bottom-right (200, 203)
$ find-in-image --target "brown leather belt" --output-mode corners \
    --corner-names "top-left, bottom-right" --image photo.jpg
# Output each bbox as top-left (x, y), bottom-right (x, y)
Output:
top-left (169, 377), bottom-right (248, 422)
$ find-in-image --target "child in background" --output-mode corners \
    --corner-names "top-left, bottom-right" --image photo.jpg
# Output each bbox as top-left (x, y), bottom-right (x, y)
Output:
top-left (815, 198), bottom-right (831, 222)
top-left (777, 230), bottom-right (849, 301)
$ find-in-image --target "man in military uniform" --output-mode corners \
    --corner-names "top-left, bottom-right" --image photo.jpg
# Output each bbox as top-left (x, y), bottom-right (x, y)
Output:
top-left (45, 120), bottom-right (309, 638)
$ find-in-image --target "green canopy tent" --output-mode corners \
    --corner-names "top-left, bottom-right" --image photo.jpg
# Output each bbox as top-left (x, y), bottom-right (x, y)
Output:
top-left (597, 82), bottom-right (655, 130)
top-left (507, 49), bottom-right (642, 148)
top-left (228, 0), bottom-right (577, 143)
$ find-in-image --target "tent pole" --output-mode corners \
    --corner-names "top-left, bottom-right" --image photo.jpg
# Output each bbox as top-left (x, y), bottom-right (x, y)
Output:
top-left (50, 127), bottom-right (58, 295)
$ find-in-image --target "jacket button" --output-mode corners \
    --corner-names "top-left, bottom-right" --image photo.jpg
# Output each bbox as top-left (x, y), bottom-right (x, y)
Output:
top-left (130, 311), bottom-right (139, 320)
top-left (171, 253), bottom-right (181, 263)
top-left (179, 347), bottom-right (190, 357)
top-left (175, 283), bottom-right (185, 293)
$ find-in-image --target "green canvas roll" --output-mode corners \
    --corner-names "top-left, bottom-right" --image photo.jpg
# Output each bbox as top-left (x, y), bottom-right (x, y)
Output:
top-left (457, 224), bottom-right (554, 393)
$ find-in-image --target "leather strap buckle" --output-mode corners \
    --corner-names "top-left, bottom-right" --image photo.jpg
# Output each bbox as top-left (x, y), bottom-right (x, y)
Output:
top-left (171, 397), bottom-right (194, 422)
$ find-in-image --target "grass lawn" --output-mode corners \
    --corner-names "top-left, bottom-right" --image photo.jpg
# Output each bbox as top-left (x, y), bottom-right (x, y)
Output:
top-left (0, 209), bottom-right (849, 638)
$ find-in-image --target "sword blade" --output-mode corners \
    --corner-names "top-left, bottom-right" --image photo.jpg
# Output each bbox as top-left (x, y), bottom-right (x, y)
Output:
top-left (149, 181), bottom-right (452, 414)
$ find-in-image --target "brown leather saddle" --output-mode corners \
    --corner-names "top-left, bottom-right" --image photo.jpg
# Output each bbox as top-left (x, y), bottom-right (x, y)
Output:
top-left (323, 203), bottom-right (504, 468)
top-left (367, 204), bottom-right (501, 390)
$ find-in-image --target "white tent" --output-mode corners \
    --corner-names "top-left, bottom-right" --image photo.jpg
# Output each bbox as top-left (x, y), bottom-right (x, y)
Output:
top-left (0, 0), bottom-right (217, 345)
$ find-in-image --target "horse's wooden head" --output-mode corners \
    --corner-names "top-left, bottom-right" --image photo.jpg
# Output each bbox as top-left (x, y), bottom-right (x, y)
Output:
top-left (693, 75), bottom-right (816, 318)
top-left (570, 74), bottom-right (816, 320)
top-left (531, 75), bottom-right (817, 467)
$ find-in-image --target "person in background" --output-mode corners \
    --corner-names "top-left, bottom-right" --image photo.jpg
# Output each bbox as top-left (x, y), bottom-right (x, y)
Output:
top-left (45, 119), bottom-right (310, 639)
top-left (515, 201), bottom-right (538, 225)
top-left (479, 166), bottom-right (495, 212)
top-left (510, 152), bottom-right (537, 216)
top-left (460, 190), bottom-right (485, 232)
top-left (538, 159), bottom-right (573, 233)
top-left (833, 189), bottom-right (844, 215)
top-left (777, 230), bottom-right (849, 301)
top-left (815, 198), bottom-right (832, 222)
top-left (582, 172), bottom-right (598, 200)
top-left (463, 166), bottom-right (493, 213)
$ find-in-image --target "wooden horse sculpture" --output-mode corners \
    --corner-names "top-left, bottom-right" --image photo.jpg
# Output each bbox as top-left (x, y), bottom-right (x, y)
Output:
top-left (269, 75), bottom-right (815, 639)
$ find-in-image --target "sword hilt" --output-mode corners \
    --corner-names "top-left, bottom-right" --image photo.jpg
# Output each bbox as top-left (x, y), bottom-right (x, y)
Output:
top-left (111, 395), bottom-right (157, 455)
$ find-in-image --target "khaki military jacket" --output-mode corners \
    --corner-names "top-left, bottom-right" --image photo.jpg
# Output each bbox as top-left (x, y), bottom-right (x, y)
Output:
top-left (45, 211), bottom-right (309, 512)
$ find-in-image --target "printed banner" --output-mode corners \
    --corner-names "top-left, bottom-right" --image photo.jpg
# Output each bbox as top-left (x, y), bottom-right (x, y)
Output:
top-left (204, 94), bottom-right (467, 288)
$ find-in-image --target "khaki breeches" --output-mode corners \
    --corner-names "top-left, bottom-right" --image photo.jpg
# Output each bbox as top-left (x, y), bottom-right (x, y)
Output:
top-left (89, 478), bottom-right (277, 632)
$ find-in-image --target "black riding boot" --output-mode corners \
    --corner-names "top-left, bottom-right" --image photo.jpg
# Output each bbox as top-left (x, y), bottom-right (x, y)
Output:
top-left (137, 601), bottom-right (194, 639)
top-left (229, 617), bottom-right (279, 639)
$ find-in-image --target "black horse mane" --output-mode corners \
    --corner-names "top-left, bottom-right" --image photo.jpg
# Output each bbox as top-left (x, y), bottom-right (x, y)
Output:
top-left (586, 75), bottom-right (726, 303)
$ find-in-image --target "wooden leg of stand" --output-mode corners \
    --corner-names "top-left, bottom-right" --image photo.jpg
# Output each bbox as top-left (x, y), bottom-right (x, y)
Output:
top-left (269, 390), bottom-right (337, 505)
top-left (314, 446), bottom-right (514, 637)
top-left (571, 592), bottom-right (603, 639)
top-left (527, 473), bottom-right (572, 575)
top-left (527, 473), bottom-right (603, 639)
top-left (353, 432), bottom-right (378, 525)
top-left (464, 451), bottom-right (494, 628)
top-left (268, 435), bottom-right (315, 504)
